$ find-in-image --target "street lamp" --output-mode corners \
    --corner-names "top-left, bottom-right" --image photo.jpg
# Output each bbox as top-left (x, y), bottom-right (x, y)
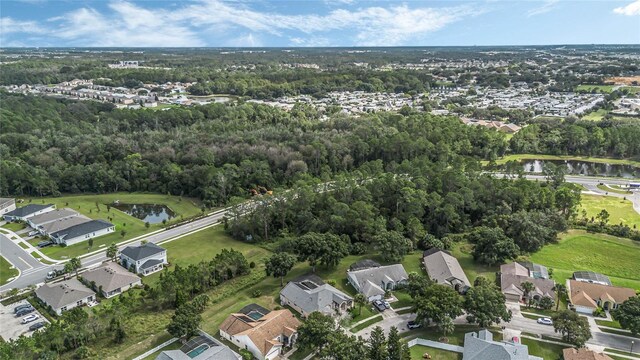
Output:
top-left (631, 340), bottom-right (635, 355)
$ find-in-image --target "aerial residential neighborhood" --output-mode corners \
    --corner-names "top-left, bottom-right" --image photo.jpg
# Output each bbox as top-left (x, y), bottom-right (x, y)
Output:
top-left (1, 1), bottom-right (640, 359)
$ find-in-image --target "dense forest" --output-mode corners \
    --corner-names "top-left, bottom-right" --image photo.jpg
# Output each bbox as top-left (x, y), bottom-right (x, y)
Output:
top-left (0, 92), bottom-right (507, 206)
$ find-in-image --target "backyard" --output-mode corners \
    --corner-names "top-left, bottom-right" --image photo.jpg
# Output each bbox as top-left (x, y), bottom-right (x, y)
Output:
top-left (529, 230), bottom-right (640, 290)
top-left (20, 193), bottom-right (202, 260)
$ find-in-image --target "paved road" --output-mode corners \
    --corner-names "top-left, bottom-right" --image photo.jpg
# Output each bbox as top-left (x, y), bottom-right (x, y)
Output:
top-left (0, 234), bottom-right (62, 291)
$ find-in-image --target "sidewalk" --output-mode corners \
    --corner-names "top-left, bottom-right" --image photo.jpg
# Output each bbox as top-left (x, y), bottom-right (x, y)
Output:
top-left (0, 227), bottom-right (61, 264)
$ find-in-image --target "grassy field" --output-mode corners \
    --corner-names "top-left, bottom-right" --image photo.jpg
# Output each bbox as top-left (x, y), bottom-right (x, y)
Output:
top-left (20, 193), bottom-right (202, 260)
top-left (1, 222), bottom-right (26, 232)
top-left (597, 184), bottom-right (632, 195)
top-left (582, 109), bottom-right (609, 121)
top-left (528, 230), bottom-right (640, 290)
top-left (0, 256), bottom-right (19, 286)
top-left (450, 242), bottom-right (498, 284)
top-left (410, 345), bottom-right (462, 360)
top-left (576, 85), bottom-right (616, 93)
top-left (492, 154), bottom-right (640, 167)
top-left (521, 338), bottom-right (566, 360)
top-left (579, 194), bottom-right (640, 229)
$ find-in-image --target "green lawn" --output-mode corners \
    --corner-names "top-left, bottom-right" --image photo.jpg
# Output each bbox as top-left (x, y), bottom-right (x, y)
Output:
top-left (576, 85), bottom-right (616, 93)
top-left (21, 193), bottom-right (202, 260)
top-left (528, 230), bottom-right (640, 290)
top-left (596, 319), bottom-right (622, 329)
top-left (493, 154), bottom-right (640, 167)
top-left (410, 345), bottom-right (462, 360)
top-left (521, 338), bottom-right (566, 360)
top-left (349, 315), bottom-right (383, 332)
top-left (402, 325), bottom-right (483, 345)
top-left (1, 222), bottom-right (26, 232)
top-left (450, 242), bottom-right (498, 284)
top-left (597, 184), bottom-right (632, 195)
top-left (583, 109), bottom-right (609, 121)
top-left (0, 256), bottom-right (19, 286)
top-left (579, 194), bottom-right (640, 229)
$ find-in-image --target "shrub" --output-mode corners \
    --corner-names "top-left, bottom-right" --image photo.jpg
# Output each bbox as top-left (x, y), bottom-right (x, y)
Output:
top-left (251, 289), bottom-right (262, 298)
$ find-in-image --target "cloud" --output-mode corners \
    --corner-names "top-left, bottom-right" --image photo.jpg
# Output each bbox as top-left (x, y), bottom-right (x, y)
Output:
top-left (0, 17), bottom-right (46, 35)
top-left (527, 0), bottom-right (560, 17)
top-left (2, 0), bottom-right (479, 47)
top-left (613, 0), bottom-right (640, 15)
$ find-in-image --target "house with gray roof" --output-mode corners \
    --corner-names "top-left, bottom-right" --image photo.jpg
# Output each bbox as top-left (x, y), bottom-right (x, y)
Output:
top-left (120, 243), bottom-right (167, 275)
top-left (3, 204), bottom-right (55, 221)
top-left (347, 262), bottom-right (408, 301)
top-left (81, 262), bottom-right (141, 298)
top-left (155, 331), bottom-right (241, 360)
top-left (40, 215), bottom-right (92, 236)
top-left (0, 198), bottom-right (16, 216)
top-left (280, 274), bottom-right (353, 318)
top-left (423, 249), bottom-right (471, 294)
top-left (35, 278), bottom-right (95, 315)
top-left (50, 219), bottom-right (115, 246)
top-left (27, 208), bottom-right (79, 229)
top-left (463, 330), bottom-right (543, 360)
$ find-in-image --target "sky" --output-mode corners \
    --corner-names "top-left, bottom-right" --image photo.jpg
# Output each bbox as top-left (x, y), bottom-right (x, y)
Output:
top-left (1, 0), bottom-right (639, 47)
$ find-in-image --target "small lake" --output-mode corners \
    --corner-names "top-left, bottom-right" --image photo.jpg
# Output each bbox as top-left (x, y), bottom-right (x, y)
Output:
top-left (111, 203), bottom-right (176, 224)
top-left (521, 160), bottom-right (640, 178)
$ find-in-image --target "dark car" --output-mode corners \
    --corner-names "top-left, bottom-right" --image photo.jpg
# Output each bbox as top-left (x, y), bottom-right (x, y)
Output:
top-left (15, 307), bottom-right (35, 317)
top-left (373, 300), bottom-right (386, 312)
top-left (28, 322), bottom-right (46, 331)
top-left (407, 320), bottom-right (422, 329)
top-left (14, 304), bottom-right (32, 313)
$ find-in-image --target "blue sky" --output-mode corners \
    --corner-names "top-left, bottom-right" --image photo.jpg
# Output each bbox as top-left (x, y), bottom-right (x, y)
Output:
top-left (1, 0), bottom-right (639, 47)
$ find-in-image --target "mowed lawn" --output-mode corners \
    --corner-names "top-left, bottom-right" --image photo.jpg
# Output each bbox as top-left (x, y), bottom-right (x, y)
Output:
top-left (410, 345), bottom-right (462, 360)
top-left (0, 255), bottom-right (19, 286)
top-left (20, 193), bottom-right (202, 259)
top-left (579, 194), bottom-right (640, 229)
top-left (529, 230), bottom-right (640, 290)
top-left (492, 154), bottom-right (640, 167)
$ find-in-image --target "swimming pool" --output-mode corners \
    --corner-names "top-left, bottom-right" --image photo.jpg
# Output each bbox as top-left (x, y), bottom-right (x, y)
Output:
top-left (187, 344), bottom-right (209, 358)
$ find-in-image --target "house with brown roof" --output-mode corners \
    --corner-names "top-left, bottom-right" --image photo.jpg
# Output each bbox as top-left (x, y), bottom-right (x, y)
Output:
top-left (562, 348), bottom-right (614, 360)
top-left (500, 262), bottom-right (555, 303)
top-left (219, 304), bottom-right (301, 360)
top-left (567, 280), bottom-right (636, 314)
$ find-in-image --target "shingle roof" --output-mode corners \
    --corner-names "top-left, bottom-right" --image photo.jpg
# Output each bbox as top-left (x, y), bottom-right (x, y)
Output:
top-left (500, 262), bottom-right (530, 277)
top-left (28, 208), bottom-right (79, 227)
top-left (35, 278), bottom-right (95, 309)
top-left (347, 264), bottom-right (408, 298)
top-left (50, 219), bottom-right (114, 241)
top-left (568, 280), bottom-right (635, 308)
top-left (423, 250), bottom-right (471, 288)
top-left (40, 215), bottom-right (92, 235)
top-left (220, 308), bottom-right (301, 357)
top-left (562, 348), bottom-right (614, 360)
top-left (5, 204), bottom-right (54, 218)
top-left (280, 274), bottom-right (352, 315)
top-left (500, 273), bottom-right (555, 299)
top-left (121, 243), bottom-right (165, 261)
top-left (463, 330), bottom-right (541, 360)
top-left (140, 259), bottom-right (163, 270)
top-left (81, 263), bottom-right (140, 293)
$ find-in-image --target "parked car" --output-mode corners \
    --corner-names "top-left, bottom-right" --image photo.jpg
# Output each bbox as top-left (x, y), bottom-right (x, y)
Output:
top-left (382, 300), bottom-right (391, 309)
top-left (15, 307), bottom-right (35, 317)
top-left (28, 230), bottom-right (39, 237)
top-left (537, 317), bottom-right (553, 325)
top-left (28, 322), bottom-right (46, 331)
top-left (38, 241), bottom-right (53, 248)
top-left (14, 304), bottom-right (32, 313)
top-left (373, 300), bottom-right (386, 312)
top-left (407, 320), bottom-right (422, 329)
top-left (21, 314), bottom-right (39, 324)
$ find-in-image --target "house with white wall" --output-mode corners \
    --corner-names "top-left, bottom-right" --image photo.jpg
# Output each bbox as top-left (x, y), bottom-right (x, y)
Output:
top-left (120, 243), bottom-right (167, 275)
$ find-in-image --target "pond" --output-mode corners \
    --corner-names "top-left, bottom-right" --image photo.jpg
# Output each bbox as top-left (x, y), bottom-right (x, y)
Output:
top-left (111, 203), bottom-right (176, 224)
top-left (520, 160), bottom-right (640, 178)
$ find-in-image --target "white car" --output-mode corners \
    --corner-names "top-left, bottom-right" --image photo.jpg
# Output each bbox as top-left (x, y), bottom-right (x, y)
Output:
top-left (383, 300), bottom-right (391, 309)
top-left (537, 317), bottom-right (553, 325)
top-left (22, 314), bottom-right (40, 324)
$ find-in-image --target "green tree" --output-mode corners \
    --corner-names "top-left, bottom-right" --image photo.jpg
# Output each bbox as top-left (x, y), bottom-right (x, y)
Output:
top-left (87, 238), bottom-right (93, 249)
top-left (167, 304), bottom-right (202, 340)
top-left (552, 310), bottom-right (591, 347)
top-left (373, 230), bottom-right (412, 263)
top-left (64, 257), bottom-right (82, 277)
top-left (438, 315), bottom-right (455, 339)
top-left (467, 227), bottom-right (519, 266)
top-left (265, 253), bottom-right (296, 287)
top-left (554, 283), bottom-right (567, 311)
top-left (596, 209), bottom-right (610, 226)
top-left (612, 295), bottom-right (640, 335)
top-left (386, 326), bottom-right (405, 360)
top-left (521, 281), bottom-right (535, 307)
top-left (106, 243), bottom-right (118, 261)
top-left (354, 293), bottom-right (368, 316)
top-left (464, 283), bottom-right (511, 327)
top-left (145, 221), bottom-right (150, 229)
top-left (297, 312), bottom-right (335, 351)
top-left (413, 284), bottom-right (463, 327)
top-left (538, 296), bottom-right (554, 310)
top-left (367, 326), bottom-right (388, 360)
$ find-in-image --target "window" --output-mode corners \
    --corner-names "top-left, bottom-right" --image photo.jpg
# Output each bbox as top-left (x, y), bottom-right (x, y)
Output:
top-left (61, 306), bottom-right (67, 311)
top-left (77, 300), bottom-right (84, 305)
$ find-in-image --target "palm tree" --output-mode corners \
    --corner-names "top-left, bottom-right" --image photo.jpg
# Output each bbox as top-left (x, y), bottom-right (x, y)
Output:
top-left (354, 294), bottom-right (367, 316)
top-left (554, 284), bottom-right (567, 312)
top-left (521, 281), bottom-right (535, 307)
top-left (64, 257), bottom-right (82, 277)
